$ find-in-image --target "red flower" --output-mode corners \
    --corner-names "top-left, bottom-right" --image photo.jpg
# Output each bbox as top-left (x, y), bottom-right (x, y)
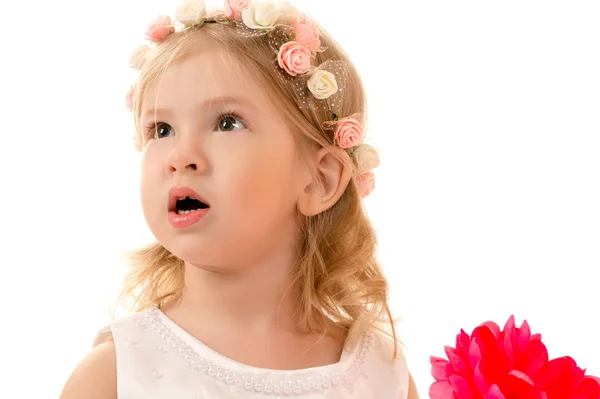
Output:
top-left (430, 315), bottom-right (549, 399)
top-left (430, 316), bottom-right (600, 399)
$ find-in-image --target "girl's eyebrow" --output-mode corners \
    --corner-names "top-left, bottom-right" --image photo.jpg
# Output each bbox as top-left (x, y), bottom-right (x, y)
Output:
top-left (141, 95), bottom-right (255, 119)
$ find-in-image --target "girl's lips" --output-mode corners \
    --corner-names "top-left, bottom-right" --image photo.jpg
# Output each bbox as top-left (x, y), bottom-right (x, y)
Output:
top-left (168, 208), bottom-right (210, 228)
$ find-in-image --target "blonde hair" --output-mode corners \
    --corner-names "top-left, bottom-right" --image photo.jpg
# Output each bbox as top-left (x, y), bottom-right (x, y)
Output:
top-left (120, 17), bottom-right (400, 357)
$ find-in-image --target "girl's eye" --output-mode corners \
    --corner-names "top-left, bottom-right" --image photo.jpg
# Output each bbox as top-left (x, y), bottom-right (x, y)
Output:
top-left (217, 113), bottom-right (247, 132)
top-left (149, 122), bottom-right (174, 139)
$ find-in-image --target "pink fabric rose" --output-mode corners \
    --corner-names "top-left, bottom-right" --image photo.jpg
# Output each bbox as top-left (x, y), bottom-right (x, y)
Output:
top-left (145, 15), bottom-right (174, 43)
top-left (224, 0), bottom-right (249, 19)
top-left (334, 117), bottom-right (364, 148)
top-left (125, 84), bottom-right (136, 111)
top-left (357, 172), bottom-right (375, 198)
top-left (277, 41), bottom-right (312, 76)
top-left (292, 16), bottom-right (320, 51)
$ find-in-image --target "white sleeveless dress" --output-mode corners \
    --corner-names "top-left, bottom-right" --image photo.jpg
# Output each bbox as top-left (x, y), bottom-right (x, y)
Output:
top-left (102, 306), bottom-right (409, 398)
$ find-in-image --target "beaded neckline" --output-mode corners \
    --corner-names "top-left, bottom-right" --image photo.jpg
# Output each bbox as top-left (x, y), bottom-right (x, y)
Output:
top-left (142, 306), bottom-right (377, 395)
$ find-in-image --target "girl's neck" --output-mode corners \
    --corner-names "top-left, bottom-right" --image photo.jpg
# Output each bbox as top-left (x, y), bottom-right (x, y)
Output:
top-left (157, 253), bottom-right (349, 370)
top-left (165, 252), bottom-right (302, 335)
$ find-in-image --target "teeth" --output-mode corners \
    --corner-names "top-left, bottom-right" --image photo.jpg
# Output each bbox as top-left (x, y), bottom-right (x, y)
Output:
top-left (177, 209), bottom-right (201, 215)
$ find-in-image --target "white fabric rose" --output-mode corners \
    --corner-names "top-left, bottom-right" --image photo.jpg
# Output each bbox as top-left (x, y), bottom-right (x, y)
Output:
top-left (307, 70), bottom-right (338, 99)
top-left (354, 144), bottom-right (380, 173)
top-left (129, 44), bottom-right (151, 70)
top-left (175, 0), bottom-right (207, 26)
top-left (242, 1), bottom-right (298, 29)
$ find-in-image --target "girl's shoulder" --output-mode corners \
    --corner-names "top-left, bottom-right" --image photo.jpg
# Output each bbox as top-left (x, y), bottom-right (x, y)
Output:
top-left (60, 309), bottom-right (153, 398)
top-left (59, 339), bottom-right (117, 399)
top-left (60, 309), bottom-right (154, 398)
top-left (361, 327), bottom-right (411, 395)
top-left (91, 307), bottom-right (152, 346)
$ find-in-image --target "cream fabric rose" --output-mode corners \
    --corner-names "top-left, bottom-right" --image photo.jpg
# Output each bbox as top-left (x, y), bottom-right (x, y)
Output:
top-left (242, 1), bottom-right (299, 29)
top-left (354, 144), bottom-right (380, 173)
top-left (129, 45), bottom-right (151, 70)
top-left (175, 0), bottom-right (207, 26)
top-left (307, 70), bottom-right (338, 99)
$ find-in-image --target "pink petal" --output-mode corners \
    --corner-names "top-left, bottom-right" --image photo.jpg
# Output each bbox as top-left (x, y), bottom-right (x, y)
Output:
top-left (481, 321), bottom-right (501, 339)
top-left (457, 329), bottom-right (471, 354)
top-left (517, 320), bottom-right (532, 352)
top-left (445, 346), bottom-right (470, 376)
top-left (503, 315), bottom-right (516, 337)
top-left (473, 362), bottom-right (488, 396)
top-left (450, 375), bottom-right (476, 399)
top-left (524, 340), bottom-right (549, 377)
top-left (485, 384), bottom-right (507, 399)
top-left (431, 355), bottom-right (449, 364)
top-left (431, 356), bottom-right (451, 380)
top-left (506, 370), bottom-right (536, 398)
top-left (430, 380), bottom-right (455, 399)
top-left (503, 332), bottom-right (515, 369)
top-left (508, 369), bottom-right (534, 385)
top-left (468, 339), bottom-right (481, 370)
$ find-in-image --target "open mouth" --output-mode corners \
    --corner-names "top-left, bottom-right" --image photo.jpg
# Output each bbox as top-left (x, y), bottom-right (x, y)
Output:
top-left (175, 196), bottom-right (210, 215)
top-left (167, 186), bottom-right (211, 228)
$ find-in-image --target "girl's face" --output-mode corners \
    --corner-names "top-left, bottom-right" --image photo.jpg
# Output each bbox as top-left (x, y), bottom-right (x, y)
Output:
top-left (139, 49), bottom-right (311, 270)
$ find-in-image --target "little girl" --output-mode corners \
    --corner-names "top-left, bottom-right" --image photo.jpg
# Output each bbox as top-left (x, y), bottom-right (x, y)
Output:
top-left (60, 0), bottom-right (418, 398)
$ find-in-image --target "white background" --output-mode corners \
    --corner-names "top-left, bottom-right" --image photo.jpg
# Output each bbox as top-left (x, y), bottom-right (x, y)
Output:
top-left (1, 0), bottom-right (598, 397)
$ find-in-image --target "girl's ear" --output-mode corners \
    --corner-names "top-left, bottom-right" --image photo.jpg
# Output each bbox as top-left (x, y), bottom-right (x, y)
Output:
top-left (297, 146), bottom-right (352, 217)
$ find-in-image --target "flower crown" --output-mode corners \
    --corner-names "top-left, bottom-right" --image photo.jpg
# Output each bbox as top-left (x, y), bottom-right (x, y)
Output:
top-left (126, 0), bottom-right (380, 198)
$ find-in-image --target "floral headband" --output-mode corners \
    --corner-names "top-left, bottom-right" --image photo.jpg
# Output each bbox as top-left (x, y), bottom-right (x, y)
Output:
top-left (126, 0), bottom-right (380, 198)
